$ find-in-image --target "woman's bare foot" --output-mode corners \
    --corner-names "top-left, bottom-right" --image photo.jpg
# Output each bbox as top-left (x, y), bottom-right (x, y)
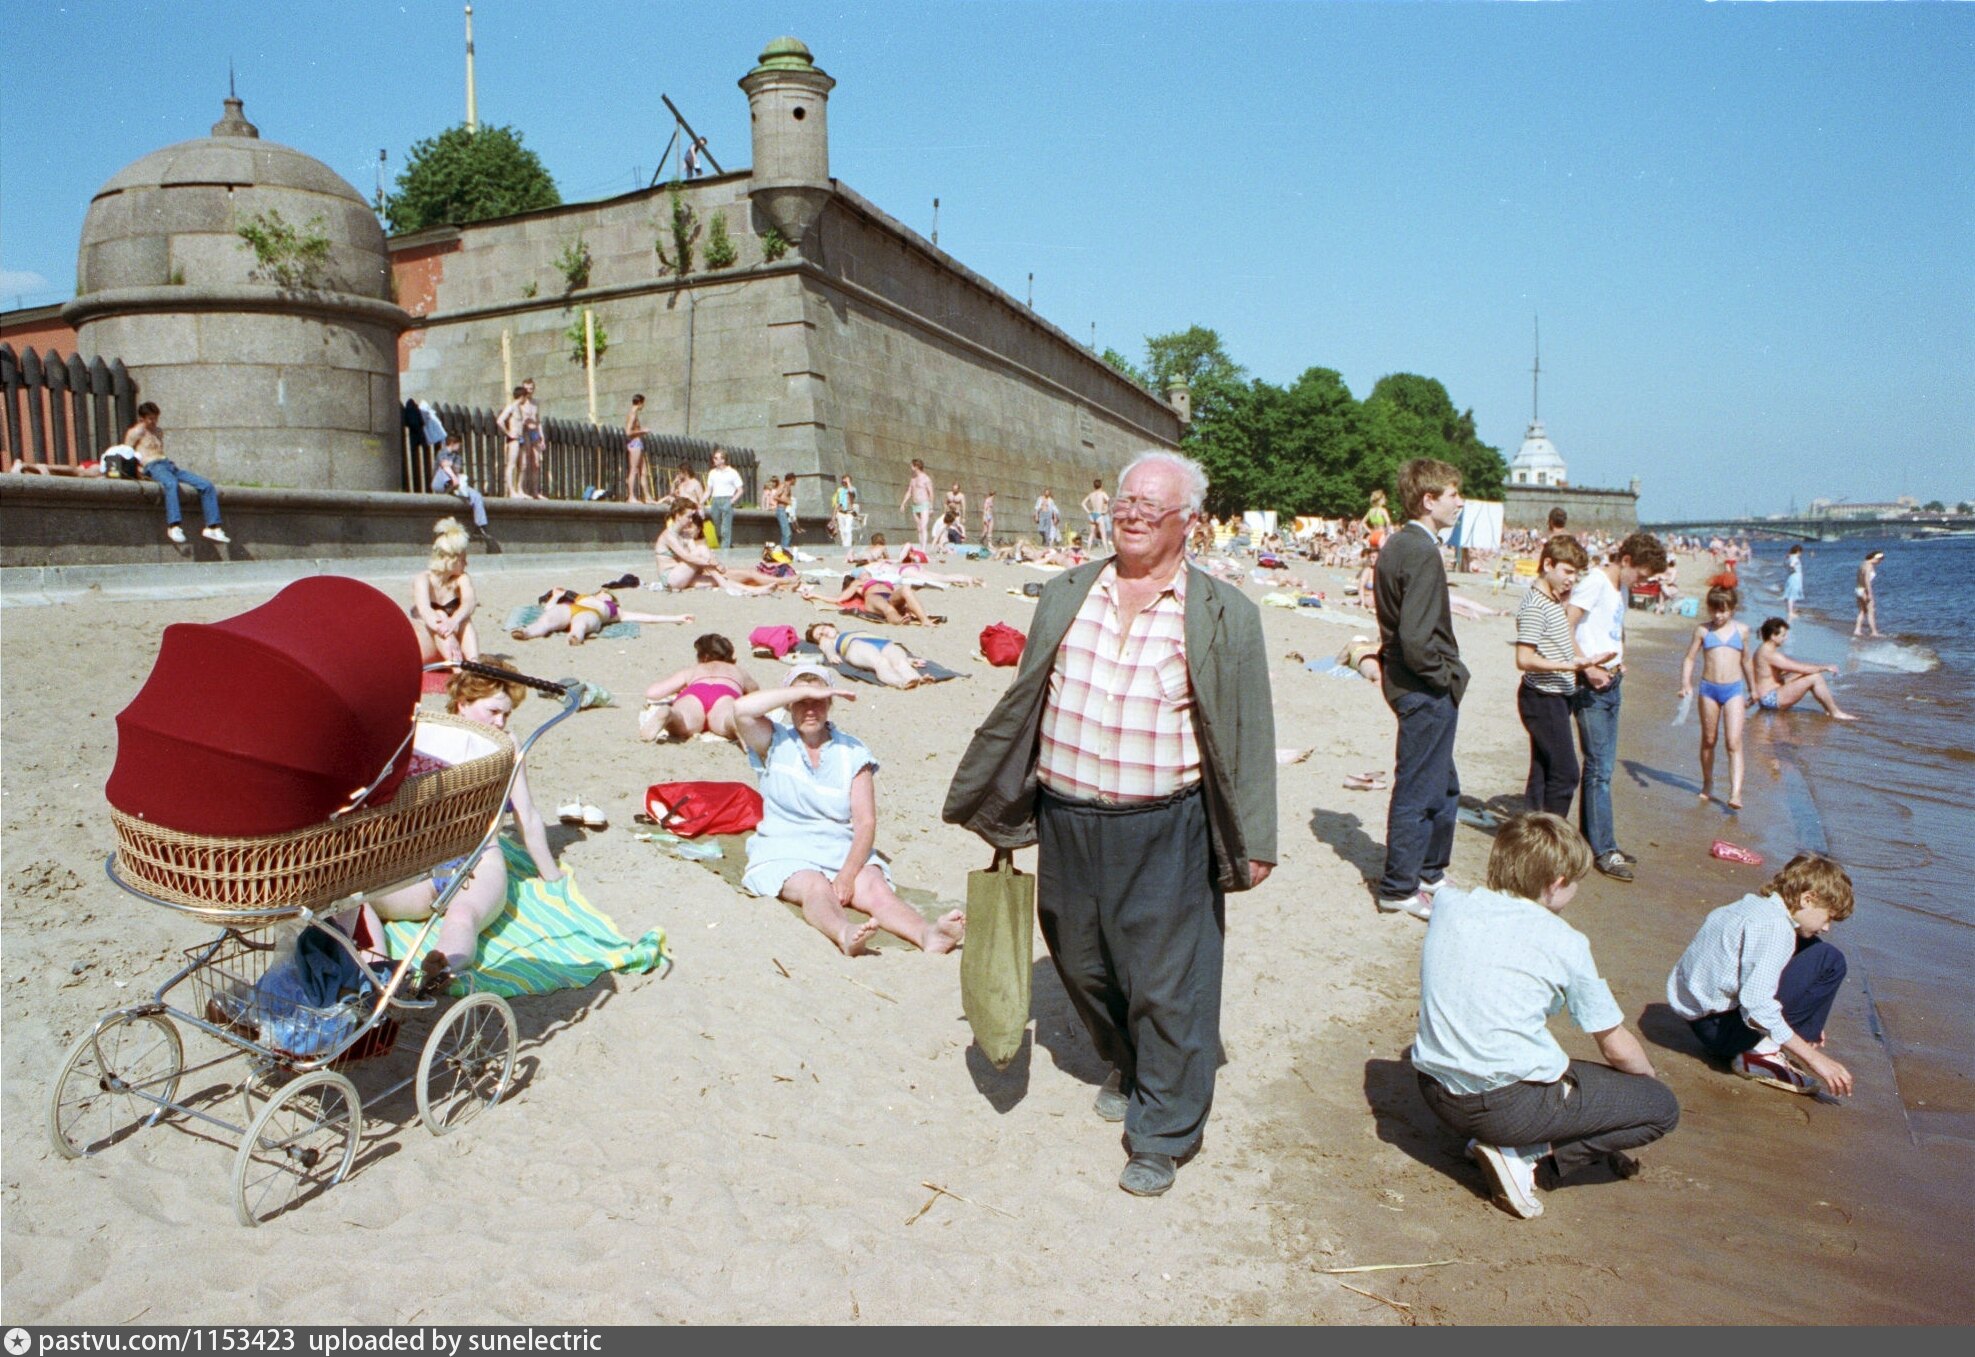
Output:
top-left (1832, 710), bottom-right (1859, 721)
top-left (838, 919), bottom-right (881, 957)
top-left (921, 909), bottom-right (966, 955)
top-left (1727, 795), bottom-right (1743, 811)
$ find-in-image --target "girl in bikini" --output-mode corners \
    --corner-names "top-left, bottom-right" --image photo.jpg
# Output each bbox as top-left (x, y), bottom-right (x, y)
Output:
top-left (804, 621), bottom-right (930, 688)
top-left (901, 458), bottom-right (936, 553)
top-left (798, 573), bottom-right (933, 625)
top-left (410, 518), bottom-right (480, 665)
top-left (643, 633), bottom-right (758, 740)
top-left (624, 394), bottom-right (650, 504)
top-left (1679, 585), bottom-right (1756, 809)
top-left (511, 586), bottom-right (692, 646)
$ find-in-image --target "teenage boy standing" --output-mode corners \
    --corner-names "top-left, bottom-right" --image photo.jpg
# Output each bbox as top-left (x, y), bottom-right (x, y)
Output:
top-left (1567, 532), bottom-right (1669, 883)
top-left (1372, 459), bottom-right (1468, 919)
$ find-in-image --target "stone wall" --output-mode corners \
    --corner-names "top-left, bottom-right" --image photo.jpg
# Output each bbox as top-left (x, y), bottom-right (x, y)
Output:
top-left (394, 174), bottom-right (1181, 537)
top-left (1503, 483), bottom-right (1640, 535)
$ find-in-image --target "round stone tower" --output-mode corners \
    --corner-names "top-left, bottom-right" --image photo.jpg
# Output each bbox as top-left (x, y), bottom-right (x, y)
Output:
top-left (739, 38), bottom-right (836, 250)
top-left (63, 96), bottom-right (410, 490)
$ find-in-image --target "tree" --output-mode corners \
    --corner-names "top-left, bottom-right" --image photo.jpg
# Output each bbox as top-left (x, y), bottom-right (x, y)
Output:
top-left (1922, 499), bottom-right (1946, 513)
top-left (1100, 347), bottom-right (1148, 385)
top-left (384, 124), bottom-right (560, 234)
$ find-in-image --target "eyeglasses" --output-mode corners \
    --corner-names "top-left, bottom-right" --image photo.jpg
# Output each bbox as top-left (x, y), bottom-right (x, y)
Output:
top-left (1110, 497), bottom-right (1187, 523)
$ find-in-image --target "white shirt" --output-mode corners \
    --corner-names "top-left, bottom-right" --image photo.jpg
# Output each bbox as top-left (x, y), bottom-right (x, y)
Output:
top-left (1569, 567), bottom-right (1626, 669)
top-left (706, 466), bottom-right (744, 499)
top-left (1666, 893), bottom-right (1802, 1048)
top-left (1413, 887), bottom-right (1624, 1094)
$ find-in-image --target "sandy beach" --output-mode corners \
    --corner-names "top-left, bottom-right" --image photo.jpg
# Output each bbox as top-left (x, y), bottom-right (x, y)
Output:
top-left (3, 549), bottom-right (1968, 1325)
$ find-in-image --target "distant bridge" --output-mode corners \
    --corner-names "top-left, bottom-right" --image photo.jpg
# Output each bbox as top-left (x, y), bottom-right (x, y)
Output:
top-left (1641, 516), bottom-right (1975, 542)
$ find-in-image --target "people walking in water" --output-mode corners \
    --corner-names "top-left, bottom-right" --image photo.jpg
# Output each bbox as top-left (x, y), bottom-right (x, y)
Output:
top-left (1781, 544), bottom-right (1804, 620)
top-left (1853, 551), bottom-right (1884, 638)
top-left (1680, 586), bottom-right (1756, 811)
top-left (1753, 618), bottom-right (1858, 720)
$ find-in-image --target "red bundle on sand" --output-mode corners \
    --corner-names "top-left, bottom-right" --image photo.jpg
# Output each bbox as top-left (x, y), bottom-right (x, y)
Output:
top-left (107, 577), bottom-right (422, 836)
top-left (979, 622), bottom-right (1026, 667)
top-left (645, 781), bottom-right (764, 838)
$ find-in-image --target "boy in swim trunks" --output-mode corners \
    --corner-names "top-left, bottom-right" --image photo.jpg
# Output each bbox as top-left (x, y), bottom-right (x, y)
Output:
top-left (1753, 617), bottom-right (1856, 720)
top-left (1678, 586), bottom-right (1755, 809)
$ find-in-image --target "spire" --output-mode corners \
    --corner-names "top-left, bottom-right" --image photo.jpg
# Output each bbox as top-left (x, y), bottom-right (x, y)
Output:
top-left (1531, 314), bottom-right (1542, 423)
top-left (211, 72), bottom-right (259, 139)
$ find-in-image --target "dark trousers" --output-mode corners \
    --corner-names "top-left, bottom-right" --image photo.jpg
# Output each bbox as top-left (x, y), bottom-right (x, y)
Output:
top-left (1518, 684), bottom-right (1580, 816)
top-left (1418, 1060), bottom-right (1680, 1178)
top-left (1687, 938), bottom-right (1848, 1059)
top-left (1037, 785), bottom-right (1224, 1156)
top-left (1379, 688), bottom-right (1460, 899)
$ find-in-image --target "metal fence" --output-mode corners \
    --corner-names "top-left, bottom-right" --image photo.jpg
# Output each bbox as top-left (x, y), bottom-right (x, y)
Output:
top-left (0, 344), bottom-right (139, 468)
top-left (402, 402), bottom-right (759, 506)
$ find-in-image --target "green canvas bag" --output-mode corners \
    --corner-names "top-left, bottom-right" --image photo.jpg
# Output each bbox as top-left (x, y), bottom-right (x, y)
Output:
top-left (960, 849), bottom-right (1034, 1068)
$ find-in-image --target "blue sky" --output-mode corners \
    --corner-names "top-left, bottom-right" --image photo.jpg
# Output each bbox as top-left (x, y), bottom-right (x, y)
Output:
top-left (4, 1), bottom-right (1970, 518)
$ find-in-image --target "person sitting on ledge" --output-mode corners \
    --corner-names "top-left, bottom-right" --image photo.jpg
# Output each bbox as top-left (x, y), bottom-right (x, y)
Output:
top-left (125, 402), bottom-right (230, 546)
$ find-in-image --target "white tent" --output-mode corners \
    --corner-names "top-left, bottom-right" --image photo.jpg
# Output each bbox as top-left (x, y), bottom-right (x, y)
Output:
top-left (1450, 500), bottom-right (1504, 552)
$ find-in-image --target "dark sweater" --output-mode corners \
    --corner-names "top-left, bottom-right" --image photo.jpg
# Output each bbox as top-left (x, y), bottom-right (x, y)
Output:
top-left (1375, 520), bottom-right (1470, 703)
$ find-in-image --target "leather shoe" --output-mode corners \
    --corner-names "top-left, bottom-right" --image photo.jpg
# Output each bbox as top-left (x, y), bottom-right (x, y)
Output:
top-left (1119, 1151), bottom-right (1176, 1197)
top-left (1093, 1069), bottom-right (1128, 1123)
top-left (1594, 851), bottom-right (1634, 883)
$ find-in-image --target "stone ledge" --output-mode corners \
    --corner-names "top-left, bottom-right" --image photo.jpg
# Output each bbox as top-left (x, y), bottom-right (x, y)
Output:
top-left (0, 474), bottom-right (777, 568)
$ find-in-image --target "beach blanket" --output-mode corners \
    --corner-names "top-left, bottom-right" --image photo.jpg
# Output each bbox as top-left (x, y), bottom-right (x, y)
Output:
top-left (1294, 604), bottom-right (1372, 628)
top-left (502, 604), bottom-right (640, 640)
top-left (383, 837), bottom-right (670, 996)
top-left (784, 642), bottom-right (966, 685)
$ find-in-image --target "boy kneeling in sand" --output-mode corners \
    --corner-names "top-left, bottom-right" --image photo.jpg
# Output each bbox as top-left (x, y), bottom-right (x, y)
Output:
top-left (1666, 852), bottom-right (1856, 1098)
top-left (1412, 813), bottom-right (1679, 1219)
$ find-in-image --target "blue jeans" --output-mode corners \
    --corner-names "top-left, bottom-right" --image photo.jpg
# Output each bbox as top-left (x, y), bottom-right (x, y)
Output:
top-left (1687, 938), bottom-right (1847, 1058)
top-left (775, 507), bottom-right (793, 551)
top-left (710, 496), bottom-right (735, 550)
top-left (144, 459), bottom-right (221, 528)
top-left (1379, 688), bottom-right (1460, 899)
top-left (1573, 674), bottom-right (1623, 857)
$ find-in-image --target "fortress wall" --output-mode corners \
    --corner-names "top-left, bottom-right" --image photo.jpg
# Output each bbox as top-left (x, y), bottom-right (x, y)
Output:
top-left (1504, 484), bottom-right (1640, 535)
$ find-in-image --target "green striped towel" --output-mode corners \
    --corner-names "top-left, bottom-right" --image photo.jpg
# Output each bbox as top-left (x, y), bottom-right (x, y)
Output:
top-left (385, 837), bottom-right (671, 996)
top-left (502, 603), bottom-right (640, 639)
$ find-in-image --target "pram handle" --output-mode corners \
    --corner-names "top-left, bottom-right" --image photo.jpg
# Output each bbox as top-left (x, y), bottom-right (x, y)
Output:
top-left (453, 659), bottom-right (568, 697)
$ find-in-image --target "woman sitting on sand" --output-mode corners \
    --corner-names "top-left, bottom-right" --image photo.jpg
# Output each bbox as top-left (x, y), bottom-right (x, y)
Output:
top-left (804, 621), bottom-right (931, 689)
top-left (799, 574), bottom-right (935, 625)
top-left (653, 504), bottom-right (791, 594)
top-left (410, 518), bottom-right (481, 665)
top-left (642, 632), bottom-right (759, 740)
top-left (511, 587), bottom-right (691, 646)
top-left (731, 664), bottom-right (965, 957)
top-left (1753, 617), bottom-right (1857, 720)
top-left (360, 661), bottom-right (561, 993)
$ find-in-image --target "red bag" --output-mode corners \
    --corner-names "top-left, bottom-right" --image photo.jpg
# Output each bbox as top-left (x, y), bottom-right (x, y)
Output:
top-left (645, 781), bottom-right (764, 838)
top-left (979, 622), bottom-right (1026, 667)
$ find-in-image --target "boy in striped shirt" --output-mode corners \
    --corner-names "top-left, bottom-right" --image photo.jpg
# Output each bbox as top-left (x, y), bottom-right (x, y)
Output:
top-left (1666, 853), bottom-right (1857, 1096)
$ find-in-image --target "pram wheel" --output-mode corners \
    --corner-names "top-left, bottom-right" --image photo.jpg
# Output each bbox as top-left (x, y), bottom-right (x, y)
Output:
top-left (48, 1011), bottom-right (184, 1159)
top-left (417, 992), bottom-right (517, 1136)
top-left (231, 1070), bottom-right (362, 1227)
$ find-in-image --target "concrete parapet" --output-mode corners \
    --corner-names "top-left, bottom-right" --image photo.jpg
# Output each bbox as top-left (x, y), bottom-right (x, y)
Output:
top-left (0, 474), bottom-right (781, 569)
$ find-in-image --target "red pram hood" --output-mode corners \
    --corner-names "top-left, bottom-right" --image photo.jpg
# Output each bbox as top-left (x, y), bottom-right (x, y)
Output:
top-left (106, 577), bottom-right (422, 836)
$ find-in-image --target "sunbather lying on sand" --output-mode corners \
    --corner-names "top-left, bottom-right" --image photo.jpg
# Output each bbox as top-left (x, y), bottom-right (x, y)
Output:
top-left (799, 575), bottom-right (936, 624)
top-left (511, 587), bottom-right (691, 645)
top-left (805, 622), bottom-right (931, 688)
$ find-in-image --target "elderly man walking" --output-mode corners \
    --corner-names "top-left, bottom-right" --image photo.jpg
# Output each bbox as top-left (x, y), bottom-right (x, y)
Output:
top-left (945, 450), bottom-right (1277, 1197)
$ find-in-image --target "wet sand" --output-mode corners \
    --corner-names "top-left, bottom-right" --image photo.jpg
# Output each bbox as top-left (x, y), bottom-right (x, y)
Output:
top-left (2, 551), bottom-right (1968, 1324)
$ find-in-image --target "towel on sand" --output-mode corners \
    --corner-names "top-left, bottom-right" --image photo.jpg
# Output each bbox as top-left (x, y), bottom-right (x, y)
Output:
top-left (384, 837), bottom-right (670, 995)
top-left (503, 604), bottom-right (641, 640)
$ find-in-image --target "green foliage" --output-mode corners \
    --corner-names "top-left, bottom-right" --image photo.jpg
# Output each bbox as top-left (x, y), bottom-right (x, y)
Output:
top-left (1123, 327), bottom-right (1508, 518)
top-left (760, 227), bottom-right (791, 262)
top-left (703, 213), bottom-right (738, 270)
top-left (235, 209), bottom-right (333, 288)
top-left (384, 124), bottom-right (560, 234)
top-left (566, 312), bottom-right (609, 366)
top-left (554, 235), bottom-right (592, 292)
top-left (1922, 499), bottom-right (1946, 513)
top-left (1100, 347), bottom-right (1148, 385)
top-left (168, 265), bottom-right (186, 286)
top-left (522, 280), bottom-right (538, 299)
top-left (654, 185), bottom-right (701, 278)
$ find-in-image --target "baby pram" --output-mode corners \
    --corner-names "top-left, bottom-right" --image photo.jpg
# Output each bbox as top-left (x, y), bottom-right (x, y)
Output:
top-left (48, 580), bottom-right (584, 1226)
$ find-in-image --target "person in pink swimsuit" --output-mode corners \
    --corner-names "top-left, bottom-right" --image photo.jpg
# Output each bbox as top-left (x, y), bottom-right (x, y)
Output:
top-left (643, 633), bottom-right (759, 741)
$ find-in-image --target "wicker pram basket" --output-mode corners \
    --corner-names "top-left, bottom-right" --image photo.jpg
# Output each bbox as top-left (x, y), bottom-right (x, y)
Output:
top-left (110, 714), bottom-right (516, 924)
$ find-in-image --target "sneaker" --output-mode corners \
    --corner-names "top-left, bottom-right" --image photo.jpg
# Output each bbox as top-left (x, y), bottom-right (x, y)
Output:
top-left (201, 525), bottom-right (231, 544)
top-left (1732, 1049), bottom-right (1818, 1095)
top-left (1419, 875), bottom-right (1459, 897)
top-left (1118, 1151), bottom-right (1177, 1197)
top-left (1375, 889), bottom-right (1433, 921)
top-left (1594, 851), bottom-right (1634, 883)
top-left (1469, 1141), bottom-right (1545, 1219)
top-left (1613, 850), bottom-right (1640, 866)
top-left (1094, 1069), bottom-right (1129, 1123)
top-left (165, 524), bottom-right (187, 544)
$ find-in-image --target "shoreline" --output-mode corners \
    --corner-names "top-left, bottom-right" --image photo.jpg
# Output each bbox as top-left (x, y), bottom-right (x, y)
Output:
top-left (2, 550), bottom-right (1968, 1323)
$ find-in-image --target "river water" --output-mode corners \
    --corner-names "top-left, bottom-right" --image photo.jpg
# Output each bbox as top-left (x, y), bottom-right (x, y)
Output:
top-left (1733, 535), bottom-right (1974, 1147)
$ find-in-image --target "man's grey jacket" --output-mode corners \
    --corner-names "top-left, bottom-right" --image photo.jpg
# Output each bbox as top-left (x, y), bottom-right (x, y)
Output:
top-left (942, 558), bottom-right (1278, 891)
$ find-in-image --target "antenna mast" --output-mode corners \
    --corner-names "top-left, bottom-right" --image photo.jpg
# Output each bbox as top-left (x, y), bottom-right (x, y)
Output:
top-left (1531, 314), bottom-right (1542, 423)
top-left (464, 5), bottom-right (479, 132)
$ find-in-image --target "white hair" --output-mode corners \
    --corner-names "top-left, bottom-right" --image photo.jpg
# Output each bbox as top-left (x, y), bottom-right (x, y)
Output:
top-left (1120, 449), bottom-right (1209, 516)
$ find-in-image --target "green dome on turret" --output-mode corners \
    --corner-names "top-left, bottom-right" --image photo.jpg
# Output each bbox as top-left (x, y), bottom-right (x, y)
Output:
top-left (750, 37), bottom-right (821, 76)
